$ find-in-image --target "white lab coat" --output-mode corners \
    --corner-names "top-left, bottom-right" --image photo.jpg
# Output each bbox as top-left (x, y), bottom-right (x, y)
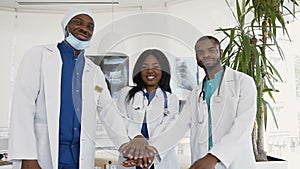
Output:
top-left (149, 66), bottom-right (257, 169)
top-left (8, 44), bottom-right (129, 169)
top-left (116, 86), bottom-right (180, 169)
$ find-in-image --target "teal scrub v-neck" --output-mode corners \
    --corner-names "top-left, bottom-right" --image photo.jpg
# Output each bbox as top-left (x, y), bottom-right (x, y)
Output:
top-left (204, 69), bottom-right (224, 150)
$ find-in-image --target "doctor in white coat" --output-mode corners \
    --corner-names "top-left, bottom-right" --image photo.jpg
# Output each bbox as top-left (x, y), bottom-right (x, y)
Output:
top-left (117, 49), bottom-right (180, 169)
top-left (147, 36), bottom-right (257, 169)
top-left (8, 8), bottom-right (148, 169)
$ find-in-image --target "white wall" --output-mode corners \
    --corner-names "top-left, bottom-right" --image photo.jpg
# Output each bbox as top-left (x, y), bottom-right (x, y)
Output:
top-left (0, 9), bottom-right (15, 127)
top-left (266, 14), bottom-right (300, 137)
top-left (0, 9), bottom-right (64, 127)
top-left (0, 0), bottom-right (234, 127)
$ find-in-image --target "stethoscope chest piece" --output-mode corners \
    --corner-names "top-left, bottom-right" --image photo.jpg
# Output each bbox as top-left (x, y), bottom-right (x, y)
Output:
top-left (213, 95), bottom-right (222, 103)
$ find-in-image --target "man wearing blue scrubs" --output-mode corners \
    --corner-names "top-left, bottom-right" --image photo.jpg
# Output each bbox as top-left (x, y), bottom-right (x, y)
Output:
top-left (8, 8), bottom-right (151, 169)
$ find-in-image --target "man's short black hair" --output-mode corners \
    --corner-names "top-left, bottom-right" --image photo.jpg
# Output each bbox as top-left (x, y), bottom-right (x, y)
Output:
top-left (195, 35), bottom-right (221, 50)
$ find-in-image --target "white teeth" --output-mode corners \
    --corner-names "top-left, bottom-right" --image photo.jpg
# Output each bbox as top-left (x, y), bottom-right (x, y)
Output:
top-left (147, 75), bottom-right (155, 79)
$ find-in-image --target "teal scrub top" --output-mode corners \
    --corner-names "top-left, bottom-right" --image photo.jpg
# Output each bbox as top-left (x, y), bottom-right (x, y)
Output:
top-left (204, 69), bottom-right (224, 150)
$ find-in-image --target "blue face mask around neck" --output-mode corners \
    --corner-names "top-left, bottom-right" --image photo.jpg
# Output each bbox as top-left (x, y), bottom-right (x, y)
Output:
top-left (65, 32), bottom-right (90, 50)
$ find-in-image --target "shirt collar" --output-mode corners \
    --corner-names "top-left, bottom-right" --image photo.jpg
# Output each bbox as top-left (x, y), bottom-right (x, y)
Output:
top-left (58, 41), bottom-right (85, 58)
top-left (205, 68), bottom-right (224, 82)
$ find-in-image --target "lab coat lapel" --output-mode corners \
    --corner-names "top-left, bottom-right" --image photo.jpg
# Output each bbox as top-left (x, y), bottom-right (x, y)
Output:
top-left (211, 67), bottom-right (234, 122)
top-left (147, 88), bottom-right (164, 123)
top-left (222, 67), bottom-right (235, 98)
top-left (81, 60), bottom-right (95, 118)
top-left (42, 45), bottom-right (62, 168)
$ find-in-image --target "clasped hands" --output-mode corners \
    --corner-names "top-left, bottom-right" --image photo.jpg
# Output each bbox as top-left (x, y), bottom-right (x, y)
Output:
top-left (119, 135), bottom-right (156, 169)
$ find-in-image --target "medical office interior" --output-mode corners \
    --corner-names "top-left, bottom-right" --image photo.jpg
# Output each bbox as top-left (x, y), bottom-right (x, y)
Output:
top-left (1, 0), bottom-right (300, 168)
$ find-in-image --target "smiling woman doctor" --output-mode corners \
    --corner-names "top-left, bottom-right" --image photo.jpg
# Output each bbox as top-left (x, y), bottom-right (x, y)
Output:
top-left (116, 49), bottom-right (180, 169)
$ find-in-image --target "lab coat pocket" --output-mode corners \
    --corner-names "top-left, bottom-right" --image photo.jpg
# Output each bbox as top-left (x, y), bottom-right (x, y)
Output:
top-left (128, 106), bottom-right (145, 124)
top-left (212, 96), bottom-right (238, 131)
top-left (224, 97), bottom-right (239, 118)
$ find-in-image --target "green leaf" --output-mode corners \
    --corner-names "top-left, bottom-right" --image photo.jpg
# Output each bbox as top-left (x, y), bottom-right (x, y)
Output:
top-left (266, 101), bottom-right (279, 129)
top-left (216, 0), bottom-right (298, 157)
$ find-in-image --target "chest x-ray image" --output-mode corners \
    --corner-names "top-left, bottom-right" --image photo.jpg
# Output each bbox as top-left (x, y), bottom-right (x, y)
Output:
top-left (175, 57), bottom-right (197, 91)
top-left (87, 53), bottom-right (129, 99)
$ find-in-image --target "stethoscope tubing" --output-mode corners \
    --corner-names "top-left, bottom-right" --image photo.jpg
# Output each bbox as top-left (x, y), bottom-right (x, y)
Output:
top-left (141, 88), bottom-right (169, 117)
top-left (197, 66), bottom-right (226, 124)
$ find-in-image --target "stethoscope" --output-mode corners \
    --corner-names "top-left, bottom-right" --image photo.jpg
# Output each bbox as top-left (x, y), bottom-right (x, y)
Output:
top-left (141, 88), bottom-right (169, 117)
top-left (197, 66), bottom-right (226, 124)
top-left (162, 88), bottom-right (170, 117)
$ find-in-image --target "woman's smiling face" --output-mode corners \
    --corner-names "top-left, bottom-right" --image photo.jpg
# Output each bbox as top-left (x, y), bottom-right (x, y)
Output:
top-left (141, 55), bottom-right (162, 92)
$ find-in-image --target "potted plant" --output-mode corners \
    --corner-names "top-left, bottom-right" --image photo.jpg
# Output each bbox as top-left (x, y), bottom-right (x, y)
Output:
top-left (216, 0), bottom-right (298, 166)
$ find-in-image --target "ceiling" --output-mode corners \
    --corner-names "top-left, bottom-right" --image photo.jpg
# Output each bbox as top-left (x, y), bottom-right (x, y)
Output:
top-left (0, 0), bottom-right (185, 12)
top-left (0, 0), bottom-right (299, 14)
